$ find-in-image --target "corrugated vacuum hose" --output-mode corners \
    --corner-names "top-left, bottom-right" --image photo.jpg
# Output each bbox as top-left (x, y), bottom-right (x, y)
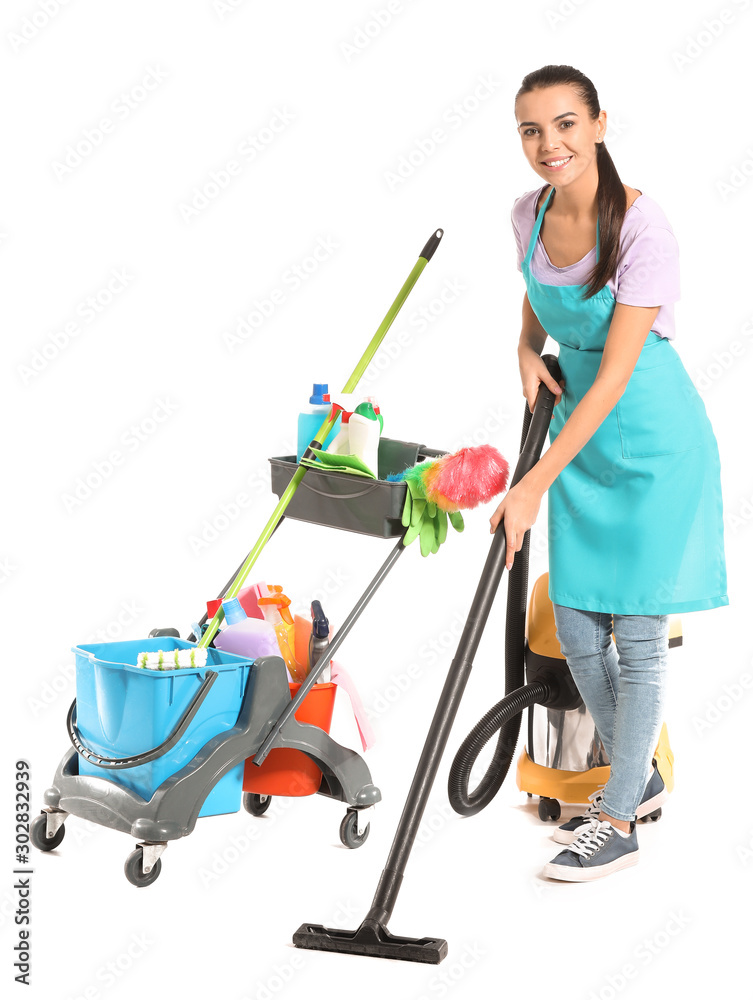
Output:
top-left (448, 680), bottom-right (552, 815)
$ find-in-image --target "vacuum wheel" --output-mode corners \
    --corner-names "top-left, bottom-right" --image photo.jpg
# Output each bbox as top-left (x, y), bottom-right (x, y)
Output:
top-left (30, 812), bottom-right (65, 852)
top-left (243, 793), bottom-right (272, 817)
top-left (537, 797), bottom-right (562, 822)
top-left (339, 809), bottom-right (370, 849)
top-left (639, 807), bottom-right (662, 823)
top-left (124, 847), bottom-right (162, 887)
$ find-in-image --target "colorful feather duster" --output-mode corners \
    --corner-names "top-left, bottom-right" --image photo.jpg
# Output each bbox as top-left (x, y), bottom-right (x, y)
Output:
top-left (386, 444), bottom-right (509, 511)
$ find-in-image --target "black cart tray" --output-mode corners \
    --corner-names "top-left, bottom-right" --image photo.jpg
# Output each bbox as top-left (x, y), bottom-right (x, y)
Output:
top-left (269, 437), bottom-right (446, 538)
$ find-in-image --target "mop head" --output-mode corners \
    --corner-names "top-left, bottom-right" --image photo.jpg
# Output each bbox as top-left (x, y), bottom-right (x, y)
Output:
top-left (386, 445), bottom-right (509, 511)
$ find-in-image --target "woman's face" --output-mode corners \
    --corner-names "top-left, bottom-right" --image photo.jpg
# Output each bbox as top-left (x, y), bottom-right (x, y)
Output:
top-left (515, 85), bottom-right (606, 188)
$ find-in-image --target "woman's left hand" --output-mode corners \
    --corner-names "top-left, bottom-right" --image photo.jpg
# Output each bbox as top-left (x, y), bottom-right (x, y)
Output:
top-left (489, 477), bottom-right (543, 571)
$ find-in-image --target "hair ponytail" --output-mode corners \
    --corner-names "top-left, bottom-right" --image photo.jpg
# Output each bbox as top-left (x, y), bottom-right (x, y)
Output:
top-left (515, 65), bottom-right (626, 299)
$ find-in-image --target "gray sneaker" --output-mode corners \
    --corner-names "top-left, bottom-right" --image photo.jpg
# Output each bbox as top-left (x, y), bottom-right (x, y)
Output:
top-left (552, 785), bottom-right (605, 845)
top-left (543, 818), bottom-right (639, 882)
top-left (553, 762), bottom-right (668, 845)
top-left (637, 763), bottom-right (668, 819)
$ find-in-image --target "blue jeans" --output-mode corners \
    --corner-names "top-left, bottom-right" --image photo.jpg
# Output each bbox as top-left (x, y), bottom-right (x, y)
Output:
top-left (551, 604), bottom-right (670, 822)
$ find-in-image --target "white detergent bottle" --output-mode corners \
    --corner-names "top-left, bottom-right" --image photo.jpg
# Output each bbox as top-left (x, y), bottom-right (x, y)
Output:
top-left (325, 408), bottom-right (352, 455)
top-left (348, 401), bottom-right (381, 477)
top-left (365, 395), bottom-right (384, 435)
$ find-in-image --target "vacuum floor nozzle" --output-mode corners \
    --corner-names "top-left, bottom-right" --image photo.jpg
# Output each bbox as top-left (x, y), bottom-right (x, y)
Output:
top-left (292, 920), bottom-right (447, 964)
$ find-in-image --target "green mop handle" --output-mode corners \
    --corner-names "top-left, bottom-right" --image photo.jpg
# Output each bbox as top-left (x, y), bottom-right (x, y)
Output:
top-left (198, 228), bottom-right (444, 649)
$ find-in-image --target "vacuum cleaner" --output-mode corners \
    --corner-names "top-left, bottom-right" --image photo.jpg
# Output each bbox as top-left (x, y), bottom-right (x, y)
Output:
top-left (511, 570), bottom-right (678, 823)
top-left (293, 353), bottom-right (679, 963)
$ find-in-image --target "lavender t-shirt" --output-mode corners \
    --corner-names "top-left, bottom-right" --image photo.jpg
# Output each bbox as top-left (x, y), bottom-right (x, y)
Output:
top-left (511, 186), bottom-right (680, 340)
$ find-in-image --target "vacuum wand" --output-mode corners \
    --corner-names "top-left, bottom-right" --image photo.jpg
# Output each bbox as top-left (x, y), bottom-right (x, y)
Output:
top-left (292, 354), bottom-right (562, 964)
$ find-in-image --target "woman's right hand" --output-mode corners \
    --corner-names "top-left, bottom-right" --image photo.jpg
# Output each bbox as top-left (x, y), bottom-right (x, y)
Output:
top-left (518, 346), bottom-right (565, 415)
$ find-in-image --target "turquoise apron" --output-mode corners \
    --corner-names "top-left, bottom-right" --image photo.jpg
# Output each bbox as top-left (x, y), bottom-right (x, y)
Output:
top-left (522, 185), bottom-right (728, 615)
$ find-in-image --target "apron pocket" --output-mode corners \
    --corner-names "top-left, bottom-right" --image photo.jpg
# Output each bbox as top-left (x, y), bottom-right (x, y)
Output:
top-left (616, 360), bottom-right (704, 459)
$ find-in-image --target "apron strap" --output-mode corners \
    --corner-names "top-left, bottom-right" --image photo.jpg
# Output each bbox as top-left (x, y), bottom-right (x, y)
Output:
top-left (523, 186), bottom-right (554, 267)
top-left (523, 185), bottom-right (601, 267)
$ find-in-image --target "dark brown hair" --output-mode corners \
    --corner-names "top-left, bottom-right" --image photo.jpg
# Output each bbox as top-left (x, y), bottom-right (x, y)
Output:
top-left (515, 64), bottom-right (626, 299)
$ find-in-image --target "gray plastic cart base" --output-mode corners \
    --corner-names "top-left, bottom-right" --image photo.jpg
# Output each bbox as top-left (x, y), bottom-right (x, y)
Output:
top-left (41, 655), bottom-right (380, 878)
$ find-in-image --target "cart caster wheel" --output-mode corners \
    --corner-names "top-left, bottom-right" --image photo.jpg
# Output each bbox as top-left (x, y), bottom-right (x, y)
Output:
top-left (30, 813), bottom-right (65, 852)
top-left (538, 797), bottom-right (561, 822)
top-left (339, 810), bottom-right (370, 849)
top-left (148, 627), bottom-right (181, 638)
top-left (639, 807), bottom-right (662, 823)
top-left (243, 793), bottom-right (272, 817)
top-left (124, 848), bottom-right (162, 887)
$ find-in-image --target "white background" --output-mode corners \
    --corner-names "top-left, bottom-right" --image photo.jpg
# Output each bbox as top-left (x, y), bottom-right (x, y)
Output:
top-left (4, 1), bottom-right (751, 997)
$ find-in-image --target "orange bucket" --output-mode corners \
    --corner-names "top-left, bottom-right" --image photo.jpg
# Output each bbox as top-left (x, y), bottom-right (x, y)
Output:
top-left (243, 682), bottom-right (337, 796)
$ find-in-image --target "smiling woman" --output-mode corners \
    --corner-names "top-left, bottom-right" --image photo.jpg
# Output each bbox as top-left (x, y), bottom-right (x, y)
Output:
top-left (489, 63), bottom-right (728, 883)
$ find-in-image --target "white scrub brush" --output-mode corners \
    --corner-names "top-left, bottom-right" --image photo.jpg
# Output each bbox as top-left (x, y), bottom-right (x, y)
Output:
top-left (137, 647), bottom-right (209, 670)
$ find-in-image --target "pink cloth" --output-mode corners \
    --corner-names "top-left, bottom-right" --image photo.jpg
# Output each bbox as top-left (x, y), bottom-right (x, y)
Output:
top-left (511, 185), bottom-right (681, 340)
top-left (330, 660), bottom-right (375, 752)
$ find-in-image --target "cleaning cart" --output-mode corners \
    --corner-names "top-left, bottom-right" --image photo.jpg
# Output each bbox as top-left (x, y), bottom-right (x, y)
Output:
top-left (31, 436), bottom-right (446, 884)
top-left (31, 229), bottom-right (448, 887)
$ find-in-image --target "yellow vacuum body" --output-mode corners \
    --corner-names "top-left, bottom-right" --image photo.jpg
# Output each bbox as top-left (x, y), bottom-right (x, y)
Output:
top-left (515, 573), bottom-right (678, 817)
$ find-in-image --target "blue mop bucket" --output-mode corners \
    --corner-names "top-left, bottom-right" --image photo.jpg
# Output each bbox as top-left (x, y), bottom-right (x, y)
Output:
top-left (72, 637), bottom-right (253, 817)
